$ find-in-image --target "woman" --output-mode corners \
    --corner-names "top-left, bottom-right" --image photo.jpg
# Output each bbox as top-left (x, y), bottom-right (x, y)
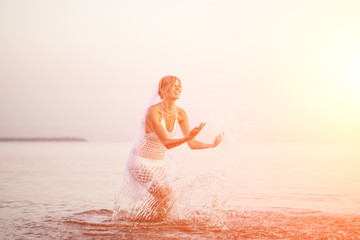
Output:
top-left (113, 75), bottom-right (223, 221)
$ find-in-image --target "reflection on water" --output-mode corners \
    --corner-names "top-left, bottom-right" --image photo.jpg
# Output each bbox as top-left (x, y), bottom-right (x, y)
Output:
top-left (0, 142), bottom-right (360, 239)
top-left (39, 208), bottom-right (360, 239)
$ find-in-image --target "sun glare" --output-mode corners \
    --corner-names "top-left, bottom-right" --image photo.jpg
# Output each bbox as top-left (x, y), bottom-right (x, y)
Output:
top-left (350, 55), bottom-right (360, 82)
top-left (331, 46), bottom-right (360, 91)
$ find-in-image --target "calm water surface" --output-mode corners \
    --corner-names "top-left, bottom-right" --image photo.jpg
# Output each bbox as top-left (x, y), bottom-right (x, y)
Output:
top-left (1, 142), bottom-right (360, 239)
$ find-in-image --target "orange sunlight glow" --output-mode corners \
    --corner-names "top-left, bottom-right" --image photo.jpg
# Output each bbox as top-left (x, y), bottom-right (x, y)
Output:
top-left (349, 53), bottom-right (360, 83)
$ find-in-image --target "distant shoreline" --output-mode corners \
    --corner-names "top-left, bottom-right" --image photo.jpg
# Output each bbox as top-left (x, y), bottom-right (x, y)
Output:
top-left (0, 137), bottom-right (87, 142)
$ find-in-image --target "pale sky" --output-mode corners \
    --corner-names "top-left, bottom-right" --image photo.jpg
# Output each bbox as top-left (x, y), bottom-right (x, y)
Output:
top-left (1, 0), bottom-right (360, 142)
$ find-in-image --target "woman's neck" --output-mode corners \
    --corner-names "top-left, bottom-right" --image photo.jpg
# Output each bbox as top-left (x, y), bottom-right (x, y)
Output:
top-left (161, 100), bottom-right (176, 113)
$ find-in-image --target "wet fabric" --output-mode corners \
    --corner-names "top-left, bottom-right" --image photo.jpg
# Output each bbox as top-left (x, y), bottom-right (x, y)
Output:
top-left (113, 89), bottom-right (179, 220)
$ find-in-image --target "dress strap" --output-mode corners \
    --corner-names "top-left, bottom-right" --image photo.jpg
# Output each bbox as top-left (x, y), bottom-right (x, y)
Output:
top-left (161, 103), bottom-right (164, 119)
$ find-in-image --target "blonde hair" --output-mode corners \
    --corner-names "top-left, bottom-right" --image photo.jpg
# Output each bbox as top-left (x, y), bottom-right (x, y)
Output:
top-left (158, 75), bottom-right (181, 99)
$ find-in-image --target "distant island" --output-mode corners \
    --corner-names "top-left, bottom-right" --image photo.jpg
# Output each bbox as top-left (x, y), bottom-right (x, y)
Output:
top-left (0, 137), bottom-right (87, 142)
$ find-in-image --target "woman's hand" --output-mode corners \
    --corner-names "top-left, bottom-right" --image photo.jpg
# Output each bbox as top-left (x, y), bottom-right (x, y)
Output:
top-left (187, 122), bottom-right (206, 141)
top-left (211, 132), bottom-right (224, 148)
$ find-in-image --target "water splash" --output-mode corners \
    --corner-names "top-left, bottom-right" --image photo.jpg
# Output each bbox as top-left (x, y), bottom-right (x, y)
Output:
top-left (58, 207), bottom-right (360, 240)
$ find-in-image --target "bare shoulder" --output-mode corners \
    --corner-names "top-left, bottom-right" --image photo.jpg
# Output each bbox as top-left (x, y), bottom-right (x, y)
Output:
top-left (176, 106), bottom-right (186, 115)
top-left (176, 106), bottom-right (188, 122)
top-left (147, 103), bottom-right (162, 119)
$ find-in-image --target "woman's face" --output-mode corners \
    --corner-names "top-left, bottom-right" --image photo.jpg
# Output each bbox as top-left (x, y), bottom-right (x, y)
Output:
top-left (167, 79), bottom-right (182, 100)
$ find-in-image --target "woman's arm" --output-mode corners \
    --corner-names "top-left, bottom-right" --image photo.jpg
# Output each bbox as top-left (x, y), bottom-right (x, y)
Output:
top-left (178, 108), bottom-right (223, 150)
top-left (147, 106), bottom-right (204, 150)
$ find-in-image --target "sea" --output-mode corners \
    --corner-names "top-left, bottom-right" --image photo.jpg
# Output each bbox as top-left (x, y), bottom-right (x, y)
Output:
top-left (1, 141), bottom-right (360, 239)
